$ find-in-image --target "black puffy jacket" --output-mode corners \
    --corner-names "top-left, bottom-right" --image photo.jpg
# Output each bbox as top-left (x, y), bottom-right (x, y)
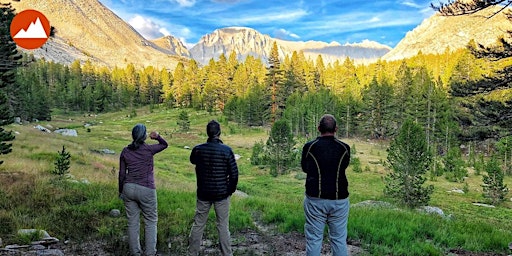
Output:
top-left (190, 138), bottom-right (239, 201)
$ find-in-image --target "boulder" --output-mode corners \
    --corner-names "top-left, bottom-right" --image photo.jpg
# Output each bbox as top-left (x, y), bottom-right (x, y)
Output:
top-left (54, 129), bottom-right (78, 136)
top-left (34, 125), bottom-right (51, 133)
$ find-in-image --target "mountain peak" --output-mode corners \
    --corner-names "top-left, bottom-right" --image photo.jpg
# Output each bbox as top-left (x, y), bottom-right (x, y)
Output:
top-left (383, 5), bottom-right (512, 61)
top-left (10, 0), bottom-right (184, 69)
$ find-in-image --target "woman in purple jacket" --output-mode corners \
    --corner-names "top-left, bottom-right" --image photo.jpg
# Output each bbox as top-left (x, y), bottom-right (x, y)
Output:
top-left (119, 123), bottom-right (168, 256)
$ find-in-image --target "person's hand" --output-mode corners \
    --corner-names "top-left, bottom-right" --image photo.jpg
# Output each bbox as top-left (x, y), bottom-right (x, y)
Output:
top-left (149, 131), bottom-right (159, 139)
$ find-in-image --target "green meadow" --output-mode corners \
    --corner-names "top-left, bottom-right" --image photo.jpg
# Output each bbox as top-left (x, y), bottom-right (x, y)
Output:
top-left (0, 106), bottom-right (511, 255)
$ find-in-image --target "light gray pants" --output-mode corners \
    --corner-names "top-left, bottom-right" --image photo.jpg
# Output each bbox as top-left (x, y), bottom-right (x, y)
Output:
top-left (188, 197), bottom-right (232, 256)
top-left (123, 183), bottom-right (158, 256)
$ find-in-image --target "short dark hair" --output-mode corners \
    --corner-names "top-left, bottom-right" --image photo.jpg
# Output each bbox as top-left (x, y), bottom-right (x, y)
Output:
top-left (318, 114), bottom-right (337, 133)
top-left (207, 120), bottom-right (221, 138)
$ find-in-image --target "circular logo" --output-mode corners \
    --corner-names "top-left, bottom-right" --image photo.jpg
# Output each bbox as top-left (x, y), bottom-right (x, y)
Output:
top-left (10, 9), bottom-right (50, 50)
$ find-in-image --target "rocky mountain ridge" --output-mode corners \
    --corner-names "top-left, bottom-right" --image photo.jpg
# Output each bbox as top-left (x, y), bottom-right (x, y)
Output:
top-left (6, 0), bottom-right (187, 70)
top-left (189, 27), bottom-right (391, 65)
top-left (5, 0), bottom-right (512, 70)
top-left (383, 5), bottom-right (512, 61)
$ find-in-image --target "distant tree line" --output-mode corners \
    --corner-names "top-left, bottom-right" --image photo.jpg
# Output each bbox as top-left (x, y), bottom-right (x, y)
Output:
top-left (11, 42), bottom-right (508, 142)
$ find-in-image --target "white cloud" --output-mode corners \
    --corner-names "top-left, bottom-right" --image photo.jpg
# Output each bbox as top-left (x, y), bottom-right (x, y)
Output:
top-left (129, 15), bottom-right (168, 39)
top-left (213, 9), bottom-right (308, 25)
top-left (159, 27), bottom-right (171, 36)
top-left (175, 0), bottom-right (196, 7)
top-left (401, 1), bottom-right (422, 9)
top-left (274, 28), bottom-right (300, 40)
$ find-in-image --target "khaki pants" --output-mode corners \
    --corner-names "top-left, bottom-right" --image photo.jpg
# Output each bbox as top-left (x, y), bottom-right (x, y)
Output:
top-left (188, 197), bottom-right (232, 256)
top-left (123, 183), bottom-right (158, 256)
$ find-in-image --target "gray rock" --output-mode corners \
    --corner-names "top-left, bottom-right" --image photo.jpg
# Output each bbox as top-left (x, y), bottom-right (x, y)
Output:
top-left (110, 209), bottom-right (121, 217)
top-left (34, 249), bottom-right (64, 256)
top-left (34, 125), bottom-right (51, 133)
top-left (18, 229), bottom-right (51, 239)
top-left (100, 148), bottom-right (115, 154)
top-left (447, 189), bottom-right (465, 194)
top-left (233, 190), bottom-right (249, 198)
top-left (419, 206), bottom-right (446, 218)
top-left (352, 200), bottom-right (394, 208)
top-left (54, 129), bottom-right (78, 136)
top-left (472, 203), bottom-right (495, 208)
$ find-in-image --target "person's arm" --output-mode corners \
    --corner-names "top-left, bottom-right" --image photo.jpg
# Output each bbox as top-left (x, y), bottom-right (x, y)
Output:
top-left (228, 150), bottom-right (239, 195)
top-left (118, 153), bottom-right (127, 196)
top-left (148, 131), bottom-right (168, 154)
top-left (301, 143), bottom-right (309, 173)
top-left (190, 147), bottom-right (197, 165)
top-left (340, 145), bottom-right (351, 171)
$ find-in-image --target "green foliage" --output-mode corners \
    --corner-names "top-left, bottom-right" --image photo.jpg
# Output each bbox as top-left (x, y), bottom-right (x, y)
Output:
top-left (481, 157), bottom-right (509, 205)
top-left (0, 211), bottom-right (15, 234)
top-left (52, 146), bottom-right (71, 176)
top-left (496, 136), bottom-right (512, 175)
top-left (250, 140), bottom-right (266, 166)
top-left (2, 109), bottom-right (512, 254)
top-left (351, 157), bottom-right (362, 173)
top-left (349, 205), bottom-right (512, 255)
top-left (362, 76), bottom-right (395, 139)
top-left (474, 153), bottom-right (485, 176)
top-left (0, 3), bottom-right (20, 164)
top-left (177, 110), bottom-right (190, 131)
top-left (0, 127), bottom-right (14, 165)
top-left (266, 119), bottom-right (296, 176)
top-left (443, 147), bottom-right (467, 182)
top-left (15, 230), bottom-right (44, 245)
top-left (384, 119), bottom-right (434, 208)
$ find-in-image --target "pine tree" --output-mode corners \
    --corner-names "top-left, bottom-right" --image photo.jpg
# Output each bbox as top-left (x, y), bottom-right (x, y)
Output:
top-left (443, 147), bottom-right (467, 182)
top-left (0, 3), bottom-right (21, 164)
top-left (362, 76), bottom-right (395, 139)
top-left (433, 1), bottom-right (512, 138)
top-left (0, 126), bottom-right (14, 165)
top-left (481, 157), bottom-right (509, 205)
top-left (53, 146), bottom-right (71, 177)
top-left (384, 119), bottom-right (434, 208)
top-left (266, 119), bottom-right (295, 176)
top-left (266, 42), bottom-right (286, 123)
top-left (177, 110), bottom-right (190, 131)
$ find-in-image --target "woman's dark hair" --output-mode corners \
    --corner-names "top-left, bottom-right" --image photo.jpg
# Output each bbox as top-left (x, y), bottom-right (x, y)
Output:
top-left (128, 123), bottom-right (147, 150)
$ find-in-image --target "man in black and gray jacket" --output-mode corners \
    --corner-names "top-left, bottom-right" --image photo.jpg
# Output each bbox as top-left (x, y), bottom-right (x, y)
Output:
top-left (188, 120), bottom-right (238, 256)
top-left (301, 114), bottom-right (351, 256)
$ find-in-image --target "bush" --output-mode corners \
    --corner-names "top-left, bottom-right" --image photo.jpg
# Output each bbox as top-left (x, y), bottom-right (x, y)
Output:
top-left (351, 157), bottom-right (362, 173)
top-left (482, 157), bottom-right (509, 205)
top-left (52, 146), bottom-right (71, 176)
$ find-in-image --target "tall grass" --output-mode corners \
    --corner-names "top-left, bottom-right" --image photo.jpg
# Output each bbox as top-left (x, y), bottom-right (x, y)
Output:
top-left (0, 106), bottom-right (511, 254)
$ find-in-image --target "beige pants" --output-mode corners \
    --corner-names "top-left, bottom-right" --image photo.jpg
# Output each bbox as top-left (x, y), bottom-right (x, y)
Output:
top-left (188, 197), bottom-right (232, 256)
top-left (122, 183), bottom-right (158, 256)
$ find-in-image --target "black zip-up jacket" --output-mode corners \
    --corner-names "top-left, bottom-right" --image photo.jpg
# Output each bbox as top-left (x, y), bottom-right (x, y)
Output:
top-left (301, 136), bottom-right (350, 200)
top-left (190, 138), bottom-right (239, 201)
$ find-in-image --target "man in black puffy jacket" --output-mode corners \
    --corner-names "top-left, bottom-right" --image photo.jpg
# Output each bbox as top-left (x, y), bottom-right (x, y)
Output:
top-left (188, 120), bottom-right (238, 256)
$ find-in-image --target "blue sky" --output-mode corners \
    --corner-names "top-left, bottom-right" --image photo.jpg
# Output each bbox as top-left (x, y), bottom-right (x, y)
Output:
top-left (98, 0), bottom-right (435, 49)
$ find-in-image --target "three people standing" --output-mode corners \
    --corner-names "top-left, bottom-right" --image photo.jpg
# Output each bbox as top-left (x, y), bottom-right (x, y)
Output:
top-left (119, 114), bottom-right (347, 255)
top-left (301, 114), bottom-right (351, 256)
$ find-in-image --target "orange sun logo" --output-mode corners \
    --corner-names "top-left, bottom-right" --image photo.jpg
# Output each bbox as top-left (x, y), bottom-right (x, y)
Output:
top-left (10, 9), bottom-right (50, 50)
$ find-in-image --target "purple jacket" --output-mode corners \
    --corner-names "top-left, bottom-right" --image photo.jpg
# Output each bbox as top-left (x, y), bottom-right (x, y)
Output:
top-left (119, 135), bottom-right (168, 194)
